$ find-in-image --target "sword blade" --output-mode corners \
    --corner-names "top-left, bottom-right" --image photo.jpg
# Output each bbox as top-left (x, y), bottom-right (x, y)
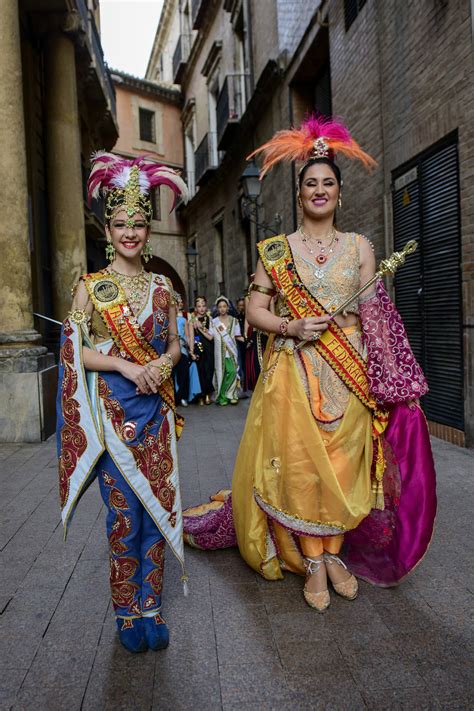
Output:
top-left (33, 312), bottom-right (62, 326)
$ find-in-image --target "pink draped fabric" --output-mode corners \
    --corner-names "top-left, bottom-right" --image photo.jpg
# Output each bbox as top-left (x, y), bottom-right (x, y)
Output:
top-left (359, 281), bottom-right (428, 403)
top-left (343, 403), bottom-right (436, 586)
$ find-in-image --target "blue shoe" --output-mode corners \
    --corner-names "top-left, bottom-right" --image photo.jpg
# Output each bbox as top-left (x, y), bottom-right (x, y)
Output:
top-left (116, 617), bottom-right (148, 653)
top-left (142, 612), bottom-right (170, 650)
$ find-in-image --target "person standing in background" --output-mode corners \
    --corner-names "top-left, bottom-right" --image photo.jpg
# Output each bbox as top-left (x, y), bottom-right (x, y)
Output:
top-left (235, 297), bottom-right (247, 393)
top-left (211, 296), bottom-right (244, 405)
top-left (189, 296), bottom-right (214, 405)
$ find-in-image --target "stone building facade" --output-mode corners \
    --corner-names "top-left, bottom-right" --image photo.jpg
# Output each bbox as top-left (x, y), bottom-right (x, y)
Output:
top-left (147, 0), bottom-right (474, 446)
top-left (0, 0), bottom-right (118, 442)
top-left (110, 70), bottom-right (188, 300)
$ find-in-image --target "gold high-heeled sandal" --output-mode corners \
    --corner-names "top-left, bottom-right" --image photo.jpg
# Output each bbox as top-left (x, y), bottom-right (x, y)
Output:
top-left (303, 557), bottom-right (330, 612)
top-left (324, 554), bottom-right (358, 600)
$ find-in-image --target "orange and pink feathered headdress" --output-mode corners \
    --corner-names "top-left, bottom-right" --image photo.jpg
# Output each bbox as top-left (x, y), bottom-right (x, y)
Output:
top-left (87, 151), bottom-right (189, 223)
top-left (247, 115), bottom-right (377, 179)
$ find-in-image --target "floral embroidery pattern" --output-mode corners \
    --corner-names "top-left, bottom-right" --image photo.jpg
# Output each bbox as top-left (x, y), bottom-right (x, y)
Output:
top-left (359, 281), bottom-right (428, 403)
top-left (98, 377), bottom-right (177, 525)
top-left (58, 319), bottom-right (87, 508)
top-left (144, 539), bottom-right (165, 597)
top-left (102, 471), bottom-right (140, 614)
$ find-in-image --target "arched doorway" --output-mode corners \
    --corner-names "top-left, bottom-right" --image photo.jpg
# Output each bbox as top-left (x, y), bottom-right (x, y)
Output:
top-left (145, 256), bottom-right (187, 307)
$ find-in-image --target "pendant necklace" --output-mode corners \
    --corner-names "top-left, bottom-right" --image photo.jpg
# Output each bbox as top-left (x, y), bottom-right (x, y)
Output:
top-left (299, 225), bottom-right (339, 265)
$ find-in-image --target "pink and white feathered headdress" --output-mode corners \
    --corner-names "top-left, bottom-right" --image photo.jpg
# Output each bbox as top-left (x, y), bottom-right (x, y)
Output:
top-left (247, 115), bottom-right (377, 179)
top-left (87, 151), bottom-right (189, 223)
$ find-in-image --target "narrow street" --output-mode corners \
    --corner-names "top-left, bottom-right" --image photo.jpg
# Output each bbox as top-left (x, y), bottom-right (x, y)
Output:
top-left (0, 401), bottom-right (472, 710)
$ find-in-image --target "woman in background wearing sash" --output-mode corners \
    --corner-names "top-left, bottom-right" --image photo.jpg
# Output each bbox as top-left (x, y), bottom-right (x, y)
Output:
top-left (57, 153), bottom-right (188, 650)
top-left (183, 117), bottom-right (436, 612)
top-left (211, 296), bottom-right (244, 406)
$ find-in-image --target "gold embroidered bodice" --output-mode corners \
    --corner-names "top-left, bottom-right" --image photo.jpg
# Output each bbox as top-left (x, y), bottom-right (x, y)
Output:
top-left (291, 233), bottom-right (361, 315)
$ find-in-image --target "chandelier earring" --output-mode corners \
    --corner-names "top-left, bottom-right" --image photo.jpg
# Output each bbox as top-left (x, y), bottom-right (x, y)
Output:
top-left (142, 239), bottom-right (153, 263)
top-left (297, 192), bottom-right (303, 208)
top-left (338, 192), bottom-right (343, 209)
top-left (105, 239), bottom-right (116, 263)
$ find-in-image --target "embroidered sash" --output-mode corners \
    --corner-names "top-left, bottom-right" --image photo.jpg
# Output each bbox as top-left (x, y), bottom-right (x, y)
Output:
top-left (258, 236), bottom-right (388, 499)
top-left (212, 317), bottom-right (239, 363)
top-left (83, 271), bottom-right (184, 438)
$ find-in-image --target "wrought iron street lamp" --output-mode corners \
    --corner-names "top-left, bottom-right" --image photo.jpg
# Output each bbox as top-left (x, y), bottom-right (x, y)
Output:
top-left (239, 160), bottom-right (282, 238)
top-left (241, 160), bottom-right (262, 201)
top-left (186, 243), bottom-right (198, 305)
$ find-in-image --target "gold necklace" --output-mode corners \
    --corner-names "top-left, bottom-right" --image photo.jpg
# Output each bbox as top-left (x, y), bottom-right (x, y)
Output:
top-left (109, 268), bottom-right (150, 313)
top-left (299, 226), bottom-right (338, 264)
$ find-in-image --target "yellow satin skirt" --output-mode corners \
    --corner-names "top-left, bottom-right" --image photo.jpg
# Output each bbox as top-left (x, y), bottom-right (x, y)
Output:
top-left (232, 331), bottom-right (373, 579)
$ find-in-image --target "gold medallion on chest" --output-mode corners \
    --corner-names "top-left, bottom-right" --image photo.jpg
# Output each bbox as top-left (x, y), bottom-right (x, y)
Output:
top-left (93, 279), bottom-right (120, 303)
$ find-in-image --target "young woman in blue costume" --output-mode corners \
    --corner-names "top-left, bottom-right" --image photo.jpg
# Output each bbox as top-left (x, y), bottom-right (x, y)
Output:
top-left (56, 153), bottom-right (188, 651)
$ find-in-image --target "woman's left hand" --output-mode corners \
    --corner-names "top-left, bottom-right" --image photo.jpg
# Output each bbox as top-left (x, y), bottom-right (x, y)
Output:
top-left (407, 398), bottom-right (420, 410)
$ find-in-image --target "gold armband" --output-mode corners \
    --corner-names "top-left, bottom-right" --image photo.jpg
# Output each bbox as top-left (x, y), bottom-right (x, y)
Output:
top-left (249, 283), bottom-right (276, 297)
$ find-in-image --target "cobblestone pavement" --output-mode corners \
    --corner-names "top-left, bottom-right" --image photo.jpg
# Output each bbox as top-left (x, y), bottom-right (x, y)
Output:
top-left (0, 400), bottom-right (473, 710)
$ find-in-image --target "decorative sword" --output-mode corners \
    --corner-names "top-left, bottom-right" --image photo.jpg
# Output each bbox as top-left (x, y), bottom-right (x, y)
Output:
top-left (33, 312), bottom-right (62, 326)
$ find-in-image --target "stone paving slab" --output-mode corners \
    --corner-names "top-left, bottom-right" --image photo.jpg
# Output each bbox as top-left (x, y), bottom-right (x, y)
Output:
top-left (0, 401), bottom-right (473, 710)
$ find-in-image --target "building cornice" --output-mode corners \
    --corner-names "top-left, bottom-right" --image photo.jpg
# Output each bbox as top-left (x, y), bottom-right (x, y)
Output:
top-left (111, 69), bottom-right (182, 106)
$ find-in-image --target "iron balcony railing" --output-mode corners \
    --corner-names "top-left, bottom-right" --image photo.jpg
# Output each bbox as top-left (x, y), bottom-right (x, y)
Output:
top-left (216, 74), bottom-right (248, 148)
top-left (195, 133), bottom-right (218, 185)
top-left (172, 34), bottom-right (192, 83)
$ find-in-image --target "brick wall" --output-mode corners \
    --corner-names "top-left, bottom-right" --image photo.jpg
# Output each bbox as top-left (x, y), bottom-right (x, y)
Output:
top-left (327, 0), bottom-right (474, 443)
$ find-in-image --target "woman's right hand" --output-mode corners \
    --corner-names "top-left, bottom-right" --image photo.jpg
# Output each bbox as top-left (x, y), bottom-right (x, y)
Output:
top-left (287, 316), bottom-right (330, 341)
top-left (118, 359), bottom-right (158, 394)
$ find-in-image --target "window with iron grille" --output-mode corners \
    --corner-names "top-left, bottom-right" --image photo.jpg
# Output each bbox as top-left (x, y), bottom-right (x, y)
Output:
top-left (344, 0), bottom-right (367, 31)
top-left (139, 108), bottom-right (156, 143)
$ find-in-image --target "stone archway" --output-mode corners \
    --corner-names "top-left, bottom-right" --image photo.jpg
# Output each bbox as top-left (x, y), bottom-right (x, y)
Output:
top-left (145, 256), bottom-right (187, 306)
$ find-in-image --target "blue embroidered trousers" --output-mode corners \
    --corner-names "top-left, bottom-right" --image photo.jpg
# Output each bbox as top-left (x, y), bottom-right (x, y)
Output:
top-left (98, 451), bottom-right (165, 619)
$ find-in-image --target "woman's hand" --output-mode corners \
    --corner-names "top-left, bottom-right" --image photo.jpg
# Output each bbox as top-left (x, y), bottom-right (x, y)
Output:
top-left (287, 316), bottom-right (330, 341)
top-left (118, 359), bottom-right (159, 395)
top-left (145, 354), bottom-right (175, 388)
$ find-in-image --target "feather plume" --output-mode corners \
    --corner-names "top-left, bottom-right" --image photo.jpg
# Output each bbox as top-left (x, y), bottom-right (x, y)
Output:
top-left (329, 139), bottom-right (377, 169)
top-left (87, 151), bottom-right (188, 209)
top-left (247, 114), bottom-right (377, 178)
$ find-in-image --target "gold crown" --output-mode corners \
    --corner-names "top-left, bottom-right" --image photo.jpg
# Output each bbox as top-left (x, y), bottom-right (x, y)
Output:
top-left (105, 166), bottom-right (152, 223)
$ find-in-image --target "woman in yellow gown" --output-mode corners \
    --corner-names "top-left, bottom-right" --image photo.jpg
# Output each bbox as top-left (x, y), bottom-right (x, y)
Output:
top-left (183, 117), bottom-right (436, 611)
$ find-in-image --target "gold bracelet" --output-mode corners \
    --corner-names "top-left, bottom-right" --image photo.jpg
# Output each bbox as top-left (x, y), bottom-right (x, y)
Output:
top-left (249, 283), bottom-right (276, 297)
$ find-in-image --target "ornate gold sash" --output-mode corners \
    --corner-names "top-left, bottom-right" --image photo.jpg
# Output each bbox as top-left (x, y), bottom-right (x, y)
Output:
top-left (83, 271), bottom-right (183, 438)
